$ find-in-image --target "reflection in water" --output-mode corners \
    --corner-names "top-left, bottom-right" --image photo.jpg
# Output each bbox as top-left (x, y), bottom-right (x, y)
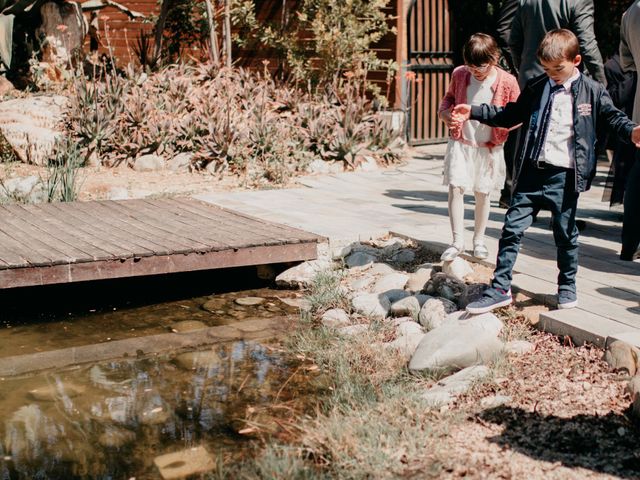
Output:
top-left (0, 341), bottom-right (320, 479)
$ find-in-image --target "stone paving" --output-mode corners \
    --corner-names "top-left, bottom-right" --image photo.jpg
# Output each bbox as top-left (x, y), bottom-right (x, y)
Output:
top-left (196, 144), bottom-right (640, 348)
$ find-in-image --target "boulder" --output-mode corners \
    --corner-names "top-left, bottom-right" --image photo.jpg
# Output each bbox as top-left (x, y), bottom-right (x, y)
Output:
top-left (321, 308), bottom-right (350, 328)
top-left (604, 340), bottom-right (640, 376)
top-left (390, 296), bottom-right (421, 318)
top-left (0, 95), bottom-right (67, 165)
top-left (167, 152), bottom-right (193, 172)
top-left (384, 289), bottom-right (411, 304)
top-left (369, 262), bottom-right (396, 276)
top-left (372, 272), bottom-right (409, 294)
top-left (133, 154), bottom-right (165, 172)
top-left (345, 252), bottom-right (377, 268)
top-left (337, 324), bottom-right (369, 336)
top-left (406, 266), bottom-right (433, 292)
top-left (352, 293), bottom-right (390, 320)
top-left (442, 257), bottom-right (474, 282)
top-left (331, 243), bottom-right (352, 260)
top-left (418, 297), bottom-right (458, 330)
top-left (390, 249), bottom-right (416, 264)
top-left (275, 260), bottom-right (331, 289)
top-left (421, 365), bottom-right (491, 407)
top-left (386, 331), bottom-right (425, 359)
top-left (349, 276), bottom-right (375, 292)
top-left (409, 313), bottom-right (504, 375)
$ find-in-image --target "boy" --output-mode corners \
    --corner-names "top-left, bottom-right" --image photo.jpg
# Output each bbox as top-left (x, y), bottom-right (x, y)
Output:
top-left (451, 29), bottom-right (640, 314)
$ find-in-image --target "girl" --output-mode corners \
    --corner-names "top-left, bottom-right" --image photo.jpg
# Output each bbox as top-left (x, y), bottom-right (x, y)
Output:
top-left (438, 33), bottom-right (520, 261)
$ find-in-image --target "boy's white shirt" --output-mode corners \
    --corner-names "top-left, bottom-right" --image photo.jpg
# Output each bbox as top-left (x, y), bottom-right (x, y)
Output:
top-left (536, 68), bottom-right (581, 168)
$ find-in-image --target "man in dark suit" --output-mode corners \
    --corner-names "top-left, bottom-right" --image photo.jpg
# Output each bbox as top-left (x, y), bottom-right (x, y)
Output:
top-left (509, 0), bottom-right (606, 89)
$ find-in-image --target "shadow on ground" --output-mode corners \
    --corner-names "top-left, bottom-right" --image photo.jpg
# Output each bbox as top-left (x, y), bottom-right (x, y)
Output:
top-left (478, 406), bottom-right (640, 478)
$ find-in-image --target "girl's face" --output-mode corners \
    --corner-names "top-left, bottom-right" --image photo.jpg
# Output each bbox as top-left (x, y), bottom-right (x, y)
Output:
top-left (467, 63), bottom-right (495, 81)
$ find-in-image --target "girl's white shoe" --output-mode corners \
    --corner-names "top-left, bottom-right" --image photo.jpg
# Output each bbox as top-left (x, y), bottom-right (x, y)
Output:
top-left (473, 244), bottom-right (489, 260)
top-left (441, 245), bottom-right (463, 262)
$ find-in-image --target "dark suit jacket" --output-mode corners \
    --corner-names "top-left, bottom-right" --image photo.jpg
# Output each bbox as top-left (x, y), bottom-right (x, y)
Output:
top-left (509, 0), bottom-right (606, 88)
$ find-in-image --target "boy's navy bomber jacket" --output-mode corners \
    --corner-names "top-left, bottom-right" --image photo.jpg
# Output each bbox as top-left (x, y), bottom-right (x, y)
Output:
top-left (470, 73), bottom-right (637, 192)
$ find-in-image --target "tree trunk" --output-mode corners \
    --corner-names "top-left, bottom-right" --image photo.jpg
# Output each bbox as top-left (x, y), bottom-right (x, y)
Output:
top-left (204, 0), bottom-right (219, 65)
top-left (153, 0), bottom-right (171, 61)
top-left (223, 0), bottom-right (231, 67)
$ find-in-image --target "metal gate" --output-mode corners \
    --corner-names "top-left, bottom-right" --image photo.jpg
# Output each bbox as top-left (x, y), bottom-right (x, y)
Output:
top-left (406, 0), bottom-right (454, 145)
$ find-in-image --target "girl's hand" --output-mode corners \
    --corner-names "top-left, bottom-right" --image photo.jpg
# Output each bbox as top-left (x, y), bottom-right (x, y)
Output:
top-left (452, 104), bottom-right (472, 122)
top-left (632, 125), bottom-right (640, 148)
top-left (439, 107), bottom-right (453, 127)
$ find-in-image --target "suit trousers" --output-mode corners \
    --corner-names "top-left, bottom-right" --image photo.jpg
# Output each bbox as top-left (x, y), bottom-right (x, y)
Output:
top-left (491, 162), bottom-right (580, 293)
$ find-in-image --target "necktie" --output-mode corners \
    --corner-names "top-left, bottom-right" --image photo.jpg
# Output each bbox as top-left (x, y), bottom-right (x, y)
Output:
top-left (527, 83), bottom-right (566, 163)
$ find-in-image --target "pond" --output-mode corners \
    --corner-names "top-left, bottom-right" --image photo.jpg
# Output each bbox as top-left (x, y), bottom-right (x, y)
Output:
top-left (0, 271), bottom-right (321, 479)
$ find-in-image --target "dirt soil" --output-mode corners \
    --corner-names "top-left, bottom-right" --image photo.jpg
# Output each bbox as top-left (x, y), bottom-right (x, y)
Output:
top-left (433, 263), bottom-right (640, 479)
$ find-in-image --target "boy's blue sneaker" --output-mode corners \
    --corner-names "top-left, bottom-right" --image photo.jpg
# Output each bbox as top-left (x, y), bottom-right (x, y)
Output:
top-left (466, 288), bottom-right (512, 314)
top-left (557, 290), bottom-right (578, 309)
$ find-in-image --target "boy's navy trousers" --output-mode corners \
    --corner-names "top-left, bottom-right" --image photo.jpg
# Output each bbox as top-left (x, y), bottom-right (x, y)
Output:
top-left (492, 161), bottom-right (579, 294)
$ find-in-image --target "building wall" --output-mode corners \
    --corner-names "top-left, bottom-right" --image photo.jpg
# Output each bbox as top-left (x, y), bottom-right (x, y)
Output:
top-left (90, 0), bottom-right (403, 107)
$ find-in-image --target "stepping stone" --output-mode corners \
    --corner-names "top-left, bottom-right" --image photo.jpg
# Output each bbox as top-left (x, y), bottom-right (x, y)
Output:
top-left (235, 297), bottom-right (265, 306)
top-left (154, 446), bottom-right (215, 479)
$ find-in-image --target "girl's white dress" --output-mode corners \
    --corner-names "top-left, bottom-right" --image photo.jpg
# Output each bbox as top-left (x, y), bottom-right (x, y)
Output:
top-left (443, 69), bottom-right (506, 194)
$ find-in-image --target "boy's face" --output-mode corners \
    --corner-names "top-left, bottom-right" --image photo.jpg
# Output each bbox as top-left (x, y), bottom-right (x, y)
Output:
top-left (540, 54), bottom-right (582, 85)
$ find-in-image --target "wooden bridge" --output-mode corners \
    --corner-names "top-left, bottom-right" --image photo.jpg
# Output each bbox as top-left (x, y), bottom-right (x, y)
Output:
top-left (0, 198), bottom-right (323, 289)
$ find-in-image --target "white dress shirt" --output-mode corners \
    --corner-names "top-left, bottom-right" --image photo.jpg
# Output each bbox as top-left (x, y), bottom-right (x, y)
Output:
top-left (537, 69), bottom-right (581, 168)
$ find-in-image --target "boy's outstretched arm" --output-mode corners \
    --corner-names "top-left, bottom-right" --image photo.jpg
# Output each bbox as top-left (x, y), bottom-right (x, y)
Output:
top-left (452, 93), bottom-right (528, 130)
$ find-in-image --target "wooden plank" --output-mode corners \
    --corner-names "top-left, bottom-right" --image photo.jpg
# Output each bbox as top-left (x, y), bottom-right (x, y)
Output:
top-left (96, 200), bottom-right (216, 253)
top-left (140, 199), bottom-right (244, 247)
top-left (172, 198), bottom-right (305, 244)
top-left (10, 204), bottom-right (114, 262)
top-left (31, 203), bottom-right (134, 258)
top-left (48, 202), bottom-right (155, 257)
top-left (104, 200), bottom-right (219, 251)
top-left (0, 205), bottom-right (92, 263)
top-left (142, 199), bottom-right (265, 248)
top-left (0, 242), bottom-right (319, 288)
top-left (71, 201), bottom-right (180, 256)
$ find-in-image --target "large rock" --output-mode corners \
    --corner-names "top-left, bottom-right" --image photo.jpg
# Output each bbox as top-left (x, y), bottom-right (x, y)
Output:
top-left (321, 308), bottom-right (350, 328)
top-left (389, 249), bottom-right (416, 264)
top-left (421, 365), bottom-right (491, 407)
top-left (133, 154), bottom-right (165, 172)
top-left (0, 96), bottom-right (67, 165)
top-left (386, 322), bottom-right (425, 359)
top-left (418, 297), bottom-right (458, 330)
top-left (406, 266), bottom-right (433, 292)
top-left (442, 257), bottom-right (474, 282)
top-left (2, 175), bottom-right (40, 202)
top-left (390, 295), bottom-right (430, 318)
top-left (154, 446), bottom-right (215, 479)
top-left (352, 293), bottom-right (390, 320)
top-left (369, 262), bottom-right (396, 276)
top-left (275, 260), bottom-right (331, 289)
top-left (409, 313), bottom-right (504, 375)
top-left (167, 152), bottom-right (193, 172)
top-left (345, 252), bottom-right (377, 268)
top-left (505, 340), bottom-right (535, 355)
top-left (626, 376), bottom-right (640, 418)
top-left (604, 340), bottom-right (640, 376)
top-left (373, 272), bottom-right (409, 294)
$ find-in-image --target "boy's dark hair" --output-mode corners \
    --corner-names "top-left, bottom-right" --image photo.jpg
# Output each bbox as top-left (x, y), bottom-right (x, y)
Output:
top-left (463, 33), bottom-right (500, 66)
top-left (537, 29), bottom-right (580, 63)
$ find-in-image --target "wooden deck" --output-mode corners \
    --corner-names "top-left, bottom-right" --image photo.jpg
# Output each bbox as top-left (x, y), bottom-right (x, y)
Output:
top-left (0, 198), bottom-right (323, 289)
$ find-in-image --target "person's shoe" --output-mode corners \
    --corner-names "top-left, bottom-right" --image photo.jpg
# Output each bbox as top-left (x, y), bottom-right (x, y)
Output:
top-left (473, 244), bottom-right (489, 260)
top-left (441, 245), bottom-right (463, 262)
top-left (557, 290), bottom-right (578, 309)
top-left (620, 248), bottom-right (640, 261)
top-left (466, 288), bottom-right (512, 314)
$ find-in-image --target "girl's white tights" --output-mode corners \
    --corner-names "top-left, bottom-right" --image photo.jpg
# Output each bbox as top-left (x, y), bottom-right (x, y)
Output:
top-left (447, 185), bottom-right (490, 248)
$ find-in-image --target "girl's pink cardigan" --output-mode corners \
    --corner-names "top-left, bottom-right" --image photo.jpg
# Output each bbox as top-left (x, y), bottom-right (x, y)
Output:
top-left (439, 66), bottom-right (520, 147)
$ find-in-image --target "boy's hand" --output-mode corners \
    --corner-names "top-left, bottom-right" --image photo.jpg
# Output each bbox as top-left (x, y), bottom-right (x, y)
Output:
top-left (452, 104), bottom-right (472, 122)
top-left (439, 107), bottom-right (453, 128)
top-left (633, 126), bottom-right (640, 147)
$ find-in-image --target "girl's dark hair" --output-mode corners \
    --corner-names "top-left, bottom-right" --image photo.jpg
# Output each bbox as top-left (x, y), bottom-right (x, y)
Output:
top-left (463, 33), bottom-right (500, 66)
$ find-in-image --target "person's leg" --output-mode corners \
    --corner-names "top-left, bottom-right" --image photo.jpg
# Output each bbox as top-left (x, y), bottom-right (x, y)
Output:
top-left (544, 170), bottom-right (579, 303)
top-left (473, 190), bottom-right (491, 259)
top-left (491, 189), bottom-right (540, 292)
top-left (621, 152), bottom-right (640, 260)
top-left (442, 185), bottom-right (465, 260)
